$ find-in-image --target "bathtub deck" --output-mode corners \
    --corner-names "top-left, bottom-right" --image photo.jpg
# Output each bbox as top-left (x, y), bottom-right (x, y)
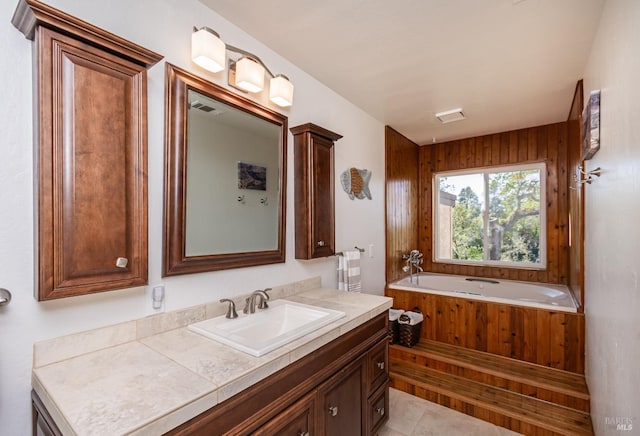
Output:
top-left (386, 286), bottom-right (585, 373)
top-left (390, 339), bottom-right (593, 435)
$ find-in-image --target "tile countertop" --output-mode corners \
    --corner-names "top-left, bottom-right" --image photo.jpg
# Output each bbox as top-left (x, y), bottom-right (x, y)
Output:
top-left (32, 279), bottom-right (392, 436)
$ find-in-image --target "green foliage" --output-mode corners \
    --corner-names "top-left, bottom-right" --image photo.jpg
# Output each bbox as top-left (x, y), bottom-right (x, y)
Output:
top-left (452, 187), bottom-right (483, 260)
top-left (446, 169), bottom-right (541, 264)
top-left (488, 170), bottom-right (541, 263)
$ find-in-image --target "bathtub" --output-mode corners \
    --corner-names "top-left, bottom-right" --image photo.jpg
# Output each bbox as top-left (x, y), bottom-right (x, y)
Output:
top-left (388, 272), bottom-right (577, 313)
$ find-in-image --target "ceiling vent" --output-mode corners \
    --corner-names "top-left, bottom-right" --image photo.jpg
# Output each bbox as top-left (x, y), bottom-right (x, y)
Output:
top-left (435, 108), bottom-right (465, 124)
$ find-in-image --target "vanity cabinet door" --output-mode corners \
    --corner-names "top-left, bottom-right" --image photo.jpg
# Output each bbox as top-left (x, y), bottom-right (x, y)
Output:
top-left (367, 339), bottom-right (389, 393)
top-left (291, 123), bottom-right (342, 259)
top-left (316, 356), bottom-right (365, 436)
top-left (253, 392), bottom-right (315, 436)
top-left (367, 382), bottom-right (389, 435)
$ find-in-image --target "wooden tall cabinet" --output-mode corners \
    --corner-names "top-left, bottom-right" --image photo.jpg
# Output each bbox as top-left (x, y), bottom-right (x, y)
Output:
top-left (12, 0), bottom-right (162, 300)
top-left (291, 123), bottom-right (342, 259)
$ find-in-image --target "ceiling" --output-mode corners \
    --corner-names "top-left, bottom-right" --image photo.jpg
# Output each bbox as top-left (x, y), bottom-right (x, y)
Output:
top-left (198, 0), bottom-right (604, 145)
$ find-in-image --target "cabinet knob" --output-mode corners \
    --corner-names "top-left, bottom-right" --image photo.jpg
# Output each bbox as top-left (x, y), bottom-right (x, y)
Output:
top-left (376, 407), bottom-right (385, 416)
top-left (328, 405), bottom-right (339, 416)
top-left (298, 432), bottom-right (310, 436)
top-left (376, 361), bottom-right (385, 370)
top-left (317, 240), bottom-right (325, 247)
top-left (115, 257), bottom-right (128, 268)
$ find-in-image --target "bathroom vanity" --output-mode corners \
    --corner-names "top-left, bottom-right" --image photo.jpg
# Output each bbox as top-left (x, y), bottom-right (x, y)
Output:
top-left (30, 280), bottom-right (391, 435)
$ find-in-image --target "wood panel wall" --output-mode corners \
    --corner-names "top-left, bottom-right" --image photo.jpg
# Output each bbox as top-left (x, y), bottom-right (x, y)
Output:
top-left (385, 127), bottom-right (419, 283)
top-left (387, 287), bottom-right (585, 373)
top-left (418, 122), bottom-right (570, 285)
top-left (567, 81), bottom-right (585, 310)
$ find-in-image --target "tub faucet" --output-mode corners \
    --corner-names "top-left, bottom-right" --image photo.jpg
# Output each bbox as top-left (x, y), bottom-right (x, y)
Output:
top-left (243, 289), bottom-right (270, 314)
top-left (402, 250), bottom-right (424, 284)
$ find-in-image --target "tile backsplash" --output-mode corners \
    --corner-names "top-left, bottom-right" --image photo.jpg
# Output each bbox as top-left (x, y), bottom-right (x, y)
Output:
top-left (33, 276), bottom-right (323, 368)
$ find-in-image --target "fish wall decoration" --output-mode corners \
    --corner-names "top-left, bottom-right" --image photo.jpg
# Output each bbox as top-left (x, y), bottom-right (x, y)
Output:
top-left (340, 167), bottom-right (372, 200)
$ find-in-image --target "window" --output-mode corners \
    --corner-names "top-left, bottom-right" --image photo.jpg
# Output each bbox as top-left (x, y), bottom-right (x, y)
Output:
top-left (434, 163), bottom-right (546, 269)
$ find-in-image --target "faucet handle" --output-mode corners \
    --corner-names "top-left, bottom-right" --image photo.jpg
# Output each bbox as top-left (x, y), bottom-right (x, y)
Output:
top-left (219, 299), bottom-right (238, 319)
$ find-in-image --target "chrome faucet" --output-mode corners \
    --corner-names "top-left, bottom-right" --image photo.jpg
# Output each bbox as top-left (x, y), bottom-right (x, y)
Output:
top-left (243, 288), bottom-right (271, 314)
top-left (402, 250), bottom-right (424, 284)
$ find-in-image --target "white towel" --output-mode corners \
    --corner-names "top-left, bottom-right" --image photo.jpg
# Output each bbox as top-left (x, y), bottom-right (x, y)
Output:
top-left (389, 308), bottom-right (404, 322)
top-left (337, 250), bottom-right (362, 292)
top-left (398, 311), bottom-right (424, 326)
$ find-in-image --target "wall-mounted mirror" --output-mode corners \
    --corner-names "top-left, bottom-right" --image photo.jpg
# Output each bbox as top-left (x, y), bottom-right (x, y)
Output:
top-left (163, 63), bottom-right (287, 276)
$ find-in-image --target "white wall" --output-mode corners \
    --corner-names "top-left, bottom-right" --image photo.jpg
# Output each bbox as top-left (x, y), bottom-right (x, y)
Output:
top-left (582, 0), bottom-right (640, 434)
top-left (0, 0), bottom-right (386, 433)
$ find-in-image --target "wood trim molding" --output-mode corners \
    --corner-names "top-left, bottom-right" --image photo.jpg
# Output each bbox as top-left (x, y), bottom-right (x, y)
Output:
top-left (12, 0), bottom-right (162, 67)
top-left (567, 80), bottom-right (585, 310)
top-left (163, 63), bottom-right (287, 276)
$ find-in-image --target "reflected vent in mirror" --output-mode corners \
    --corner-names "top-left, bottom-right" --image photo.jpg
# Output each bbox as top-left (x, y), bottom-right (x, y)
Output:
top-left (188, 94), bottom-right (227, 116)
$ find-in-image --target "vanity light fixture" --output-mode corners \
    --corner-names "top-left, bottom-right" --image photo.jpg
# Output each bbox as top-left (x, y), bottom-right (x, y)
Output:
top-left (235, 57), bottom-right (265, 93)
top-left (269, 74), bottom-right (294, 108)
top-left (191, 27), bottom-right (226, 73)
top-left (191, 26), bottom-right (294, 107)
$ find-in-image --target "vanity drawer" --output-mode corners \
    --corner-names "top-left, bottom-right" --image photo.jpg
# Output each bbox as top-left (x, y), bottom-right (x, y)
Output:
top-left (367, 339), bottom-right (388, 392)
top-left (367, 383), bottom-right (389, 434)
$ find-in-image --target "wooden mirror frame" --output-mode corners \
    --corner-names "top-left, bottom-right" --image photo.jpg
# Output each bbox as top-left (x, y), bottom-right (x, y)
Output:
top-left (163, 63), bottom-right (287, 276)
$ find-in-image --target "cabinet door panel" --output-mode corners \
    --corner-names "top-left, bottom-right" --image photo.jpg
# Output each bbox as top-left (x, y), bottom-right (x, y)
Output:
top-left (368, 339), bottom-right (389, 393)
top-left (317, 359), bottom-right (364, 436)
top-left (311, 135), bottom-right (335, 258)
top-left (367, 383), bottom-right (389, 435)
top-left (253, 392), bottom-right (315, 436)
top-left (36, 27), bottom-right (148, 299)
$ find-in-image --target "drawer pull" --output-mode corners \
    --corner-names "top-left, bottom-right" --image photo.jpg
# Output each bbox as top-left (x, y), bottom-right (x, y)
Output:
top-left (317, 240), bottom-right (325, 247)
top-left (116, 257), bottom-right (128, 268)
top-left (298, 432), bottom-right (309, 436)
top-left (376, 361), bottom-right (385, 370)
top-left (376, 407), bottom-right (385, 416)
top-left (328, 405), bottom-right (338, 416)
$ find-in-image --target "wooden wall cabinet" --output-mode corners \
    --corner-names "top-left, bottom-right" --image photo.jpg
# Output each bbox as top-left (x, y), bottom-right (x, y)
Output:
top-left (12, 0), bottom-right (162, 300)
top-left (291, 123), bottom-right (342, 259)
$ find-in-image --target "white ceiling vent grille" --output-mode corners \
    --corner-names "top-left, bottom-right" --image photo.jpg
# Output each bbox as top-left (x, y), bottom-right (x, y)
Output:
top-left (435, 108), bottom-right (465, 124)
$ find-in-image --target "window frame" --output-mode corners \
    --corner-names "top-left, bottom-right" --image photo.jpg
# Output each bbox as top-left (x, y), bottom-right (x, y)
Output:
top-left (433, 162), bottom-right (547, 270)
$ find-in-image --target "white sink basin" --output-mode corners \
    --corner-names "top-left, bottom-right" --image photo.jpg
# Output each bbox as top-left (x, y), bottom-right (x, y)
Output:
top-left (188, 299), bottom-right (345, 357)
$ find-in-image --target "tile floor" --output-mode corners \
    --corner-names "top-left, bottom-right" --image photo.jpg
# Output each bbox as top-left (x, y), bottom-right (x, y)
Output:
top-left (379, 388), bottom-right (521, 436)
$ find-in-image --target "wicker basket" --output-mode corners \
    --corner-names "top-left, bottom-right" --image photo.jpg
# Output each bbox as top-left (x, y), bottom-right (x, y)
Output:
top-left (388, 318), bottom-right (399, 344)
top-left (398, 308), bottom-right (422, 348)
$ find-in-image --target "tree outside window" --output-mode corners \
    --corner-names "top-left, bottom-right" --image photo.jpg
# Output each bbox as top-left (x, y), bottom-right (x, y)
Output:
top-left (435, 163), bottom-right (546, 269)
